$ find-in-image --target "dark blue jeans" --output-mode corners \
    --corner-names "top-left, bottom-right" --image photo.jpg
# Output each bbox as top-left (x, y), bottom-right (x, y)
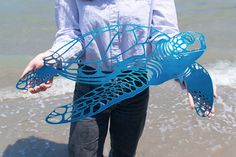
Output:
top-left (68, 82), bottom-right (149, 157)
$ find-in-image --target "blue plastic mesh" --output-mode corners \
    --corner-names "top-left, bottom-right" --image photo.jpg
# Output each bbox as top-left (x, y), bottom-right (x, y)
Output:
top-left (16, 24), bottom-right (214, 124)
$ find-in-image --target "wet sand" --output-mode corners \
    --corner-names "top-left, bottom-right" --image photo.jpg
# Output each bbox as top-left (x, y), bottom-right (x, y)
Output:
top-left (1, 80), bottom-right (236, 157)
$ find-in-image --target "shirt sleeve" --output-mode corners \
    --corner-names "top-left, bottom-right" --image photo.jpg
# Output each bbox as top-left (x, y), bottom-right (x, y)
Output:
top-left (151, 0), bottom-right (179, 37)
top-left (51, 0), bottom-right (83, 61)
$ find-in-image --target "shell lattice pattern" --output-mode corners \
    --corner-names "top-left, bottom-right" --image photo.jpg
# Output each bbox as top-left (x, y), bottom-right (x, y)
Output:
top-left (46, 69), bottom-right (148, 124)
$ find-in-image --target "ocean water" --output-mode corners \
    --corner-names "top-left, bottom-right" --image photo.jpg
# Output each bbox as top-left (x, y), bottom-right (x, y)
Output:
top-left (0, 0), bottom-right (236, 157)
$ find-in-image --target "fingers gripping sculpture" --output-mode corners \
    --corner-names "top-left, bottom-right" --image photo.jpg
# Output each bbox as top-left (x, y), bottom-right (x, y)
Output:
top-left (16, 24), bottom-right (214, 124)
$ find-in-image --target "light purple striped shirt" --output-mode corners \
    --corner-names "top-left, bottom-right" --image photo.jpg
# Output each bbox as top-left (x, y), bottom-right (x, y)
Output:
top-left (51, 0), bottom-right (179, 70)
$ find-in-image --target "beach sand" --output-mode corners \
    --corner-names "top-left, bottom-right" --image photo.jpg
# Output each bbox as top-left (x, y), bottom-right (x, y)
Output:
top-left (1, 80), bottom-right (236, 157)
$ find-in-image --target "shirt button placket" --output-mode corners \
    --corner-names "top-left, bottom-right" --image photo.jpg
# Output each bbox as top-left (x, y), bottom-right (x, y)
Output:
top-left (109, 4), bottom-right (121, 65)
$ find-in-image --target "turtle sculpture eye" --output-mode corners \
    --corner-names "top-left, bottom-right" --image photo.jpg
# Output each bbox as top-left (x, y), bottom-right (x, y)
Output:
top-left (16, 24), bottom-right (214, 124)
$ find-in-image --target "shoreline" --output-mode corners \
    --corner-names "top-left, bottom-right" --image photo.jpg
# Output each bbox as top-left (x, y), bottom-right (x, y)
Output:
top-left (1, 84), bottom-right (236, 157)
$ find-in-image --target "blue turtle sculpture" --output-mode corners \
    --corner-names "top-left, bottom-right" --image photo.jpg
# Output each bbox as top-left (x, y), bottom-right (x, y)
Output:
top-left (16, 24), bottom-right (214, 124)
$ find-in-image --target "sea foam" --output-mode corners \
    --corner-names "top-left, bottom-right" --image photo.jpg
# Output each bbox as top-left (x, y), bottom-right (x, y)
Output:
top-left (0, 61), bottom-right (235, 101)
top-left (0, 78), bottom-right (75, 102)
top-left (207, 61), bottom-right (236, 88)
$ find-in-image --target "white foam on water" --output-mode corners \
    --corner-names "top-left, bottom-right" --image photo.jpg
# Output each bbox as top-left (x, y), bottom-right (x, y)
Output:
top-left (207, 61), bottom-right (236, 88)
top-left (0, 61), bottom-right (235, 101)
top-left (0, 78), bottom-right (75, 102)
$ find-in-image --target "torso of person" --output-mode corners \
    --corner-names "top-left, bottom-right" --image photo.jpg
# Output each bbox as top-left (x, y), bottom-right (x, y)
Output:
top-left (76, 0), bottom-right (153, 71)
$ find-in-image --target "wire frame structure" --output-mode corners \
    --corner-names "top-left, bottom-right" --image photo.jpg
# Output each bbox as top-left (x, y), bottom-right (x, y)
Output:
top-left (16, 24), bottom-right (214, 124)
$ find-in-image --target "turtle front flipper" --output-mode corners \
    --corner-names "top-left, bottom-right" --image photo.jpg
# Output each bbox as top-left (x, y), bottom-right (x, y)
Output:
top-left (45, 68), bottom-right (149, 124)
top-left (180, 62), bottom-right (214, 117)
top-left (16, 65), bottom-right (59, 90)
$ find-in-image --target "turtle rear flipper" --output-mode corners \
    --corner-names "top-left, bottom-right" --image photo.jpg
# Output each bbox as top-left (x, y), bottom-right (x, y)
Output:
top-left (46, 68), bottom-right (149, 124)
top-left (180, 62), bottom-right (214, 117)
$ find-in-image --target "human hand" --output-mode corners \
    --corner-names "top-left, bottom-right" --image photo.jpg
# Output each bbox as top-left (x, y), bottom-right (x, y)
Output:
top-left (178, 80), bottom-right (217, 117)
top-left (187, 87), bottom-right (217, 118)
top-left (21, 50), bottom-right (54, 94)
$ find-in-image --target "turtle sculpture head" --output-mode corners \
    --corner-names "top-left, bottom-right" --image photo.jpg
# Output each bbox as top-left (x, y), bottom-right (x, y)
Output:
top-left (147, 31), bottom-right (207, 85)
top-left (165, 31), bottom-right (206, 63)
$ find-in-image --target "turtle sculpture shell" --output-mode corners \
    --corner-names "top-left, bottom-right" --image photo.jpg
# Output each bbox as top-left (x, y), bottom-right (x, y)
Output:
top-left (16, 24), bottom-right (214, 124)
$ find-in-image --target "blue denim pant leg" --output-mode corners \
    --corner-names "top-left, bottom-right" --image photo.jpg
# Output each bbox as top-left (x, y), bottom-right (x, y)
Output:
top-left (68, 83), bottom-right (110, 157)
top-left (109, 88), bottom-right (149, 157)
top-left (68, 82), bottom-right (149, 157)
